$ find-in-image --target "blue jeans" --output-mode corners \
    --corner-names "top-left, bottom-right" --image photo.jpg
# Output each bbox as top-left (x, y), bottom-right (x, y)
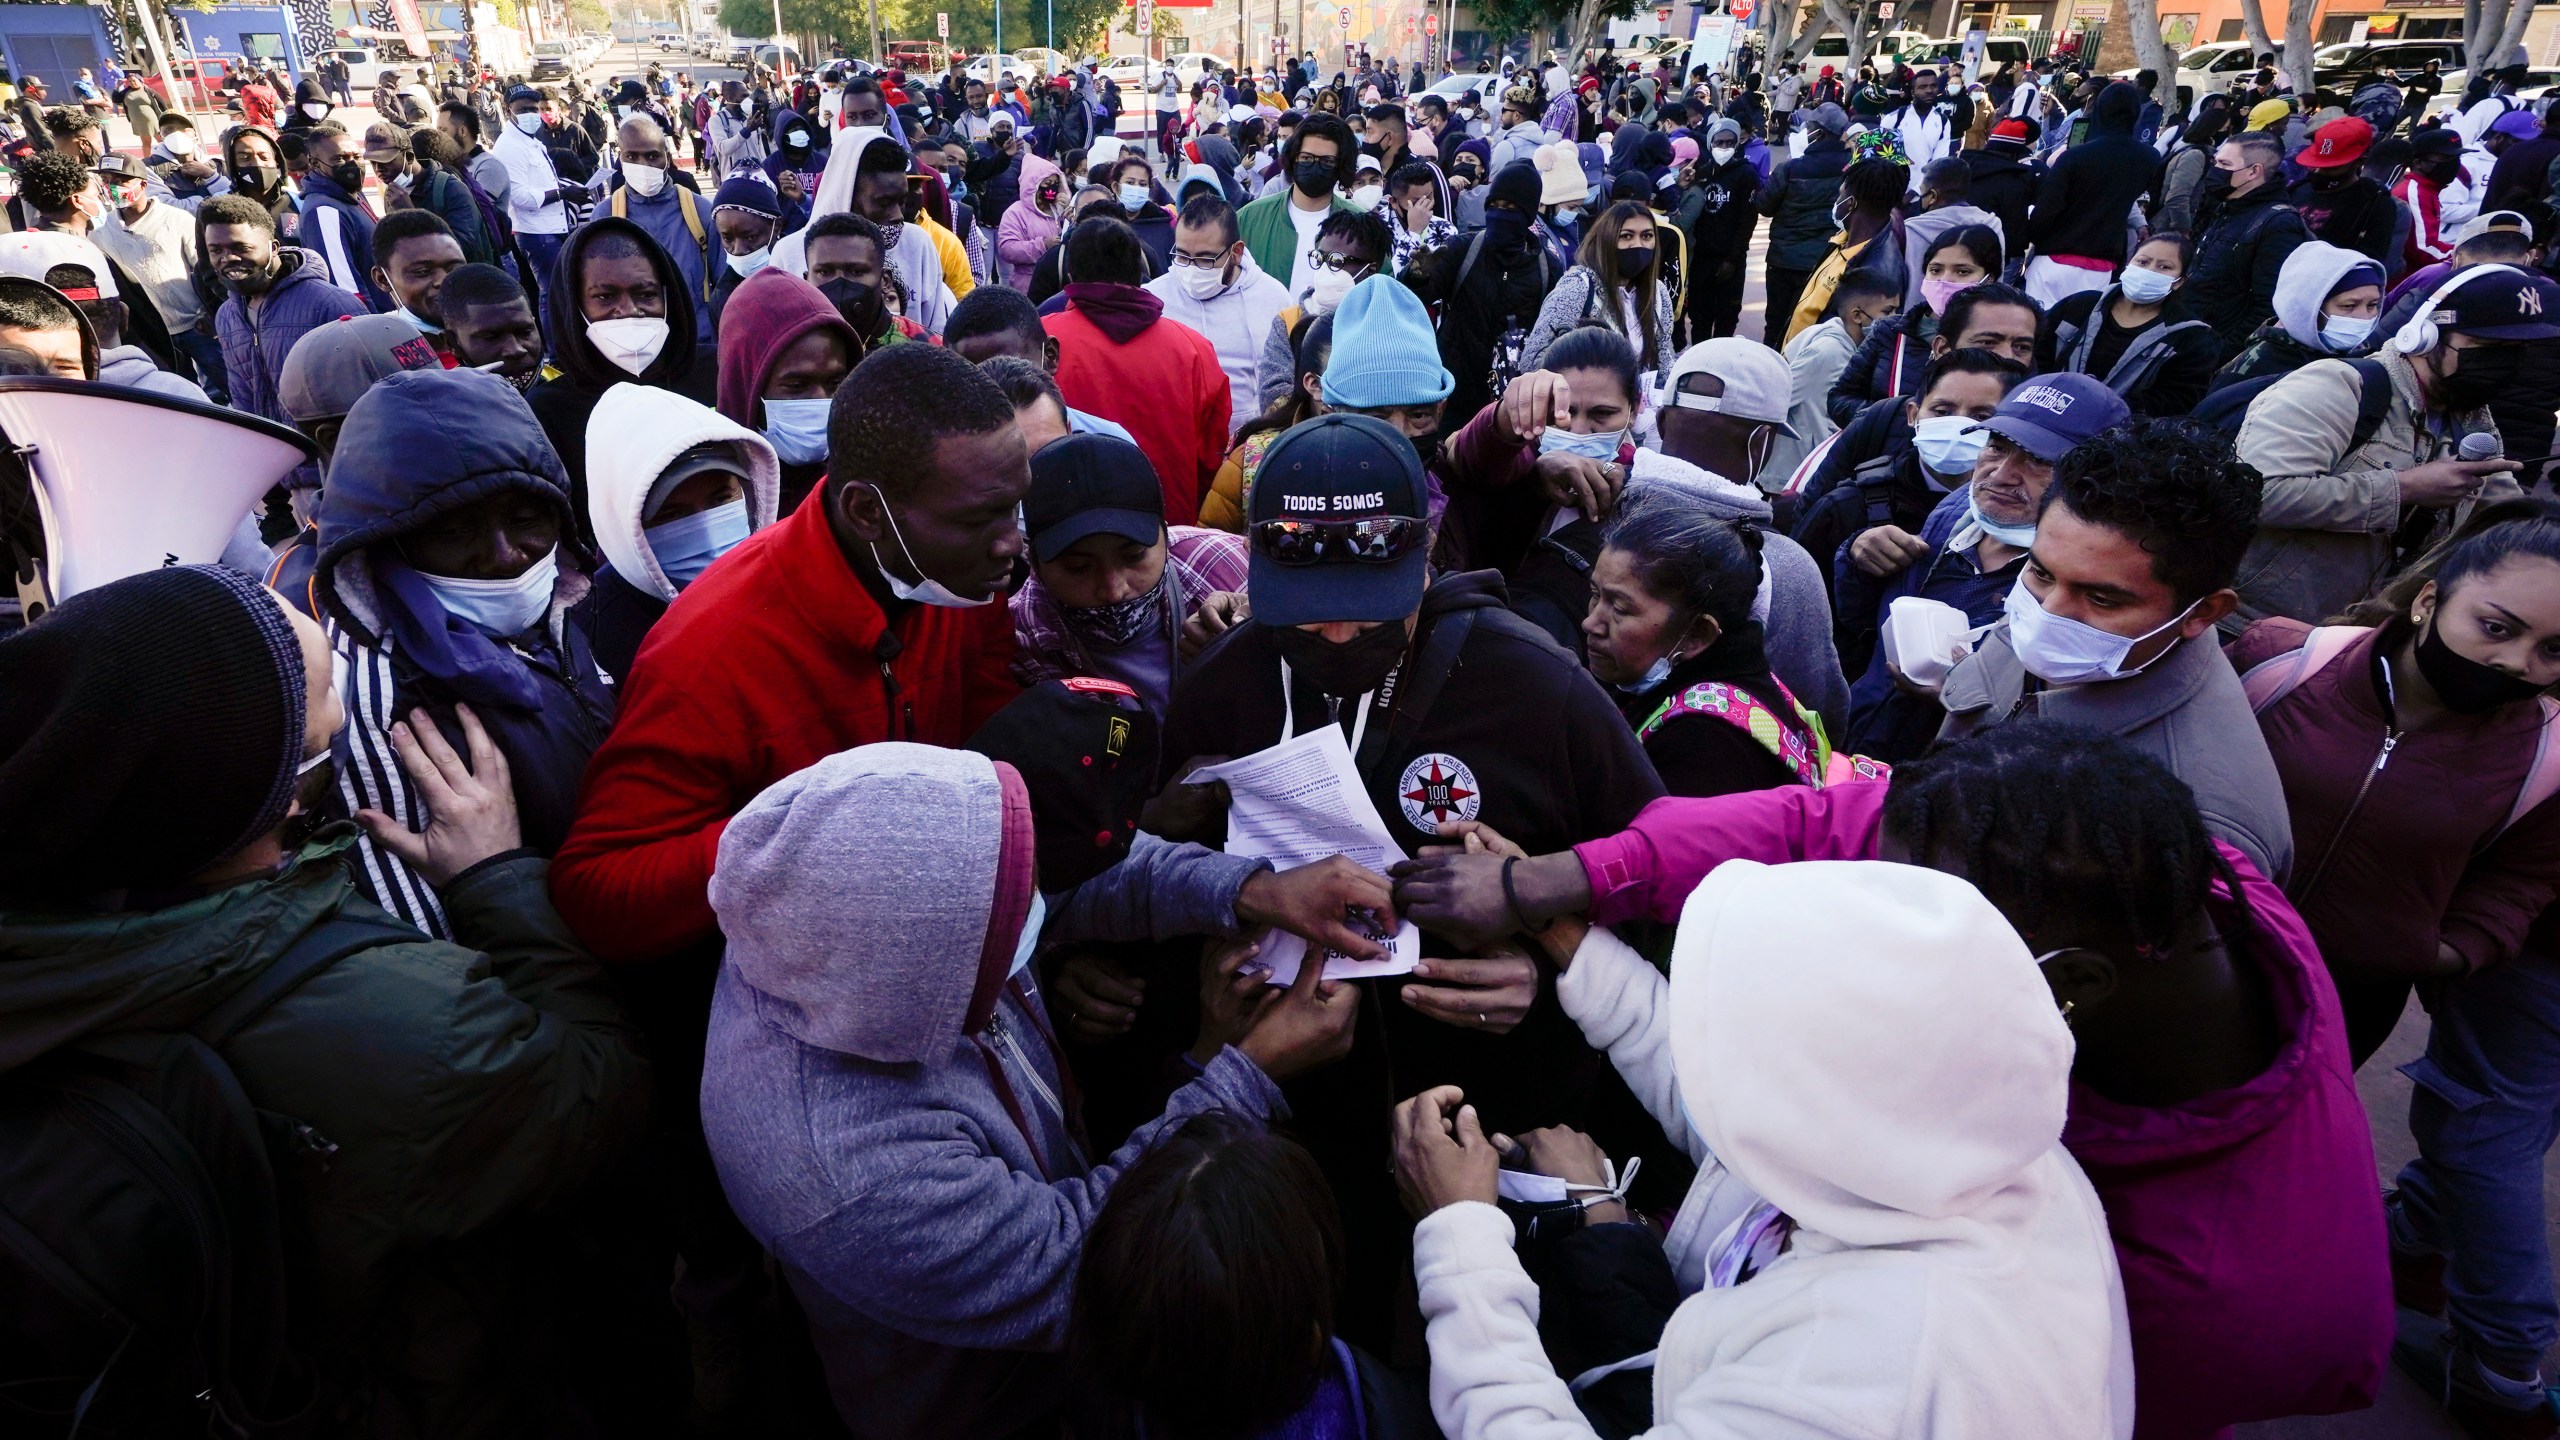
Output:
top-left (2394, 950), bottom-right (2560, 1371)
top-left (174, 327), bottom-right (227, 405)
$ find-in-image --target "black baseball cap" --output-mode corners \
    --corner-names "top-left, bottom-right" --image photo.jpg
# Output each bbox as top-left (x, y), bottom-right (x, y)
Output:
top-left (1023, 432), bottom-right (1164, 563)
top-left (964, 677), bottom-right (1158, 891)
top-left (1246, 413), bottom-right (1428, 629)
top-left (2434, 265), bottom-right (2560, 341)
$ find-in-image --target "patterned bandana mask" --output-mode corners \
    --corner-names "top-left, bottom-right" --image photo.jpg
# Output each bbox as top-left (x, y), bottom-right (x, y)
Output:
top-left (1063, 575), bottom-right (1166, 649)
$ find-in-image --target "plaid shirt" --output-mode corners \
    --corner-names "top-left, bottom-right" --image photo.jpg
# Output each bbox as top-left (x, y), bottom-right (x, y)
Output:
top-left (1010, 526), bottom-right (1250, 686)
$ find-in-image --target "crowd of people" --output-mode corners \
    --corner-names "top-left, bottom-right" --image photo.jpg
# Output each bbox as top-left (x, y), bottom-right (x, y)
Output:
top-left (10, 28), bottom-right (2560, 1440)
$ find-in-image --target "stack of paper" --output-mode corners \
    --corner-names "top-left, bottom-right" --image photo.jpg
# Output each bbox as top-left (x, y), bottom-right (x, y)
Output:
top-left (1188, 726), bottom-right (1422, 983)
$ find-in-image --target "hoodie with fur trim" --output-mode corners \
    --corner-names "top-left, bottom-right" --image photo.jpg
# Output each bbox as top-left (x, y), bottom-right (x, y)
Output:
top-left (570, 381), bottom-right (780, 684)
top-left (700, 743), bottom-right (1285, 1440)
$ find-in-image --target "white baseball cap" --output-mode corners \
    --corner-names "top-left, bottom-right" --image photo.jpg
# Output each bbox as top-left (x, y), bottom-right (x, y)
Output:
top-left (1663, 338), bottom-right (1795, 437)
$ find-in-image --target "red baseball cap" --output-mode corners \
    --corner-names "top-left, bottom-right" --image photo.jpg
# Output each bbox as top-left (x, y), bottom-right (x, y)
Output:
top-left (2301, 116), bottom-right (2375, 169)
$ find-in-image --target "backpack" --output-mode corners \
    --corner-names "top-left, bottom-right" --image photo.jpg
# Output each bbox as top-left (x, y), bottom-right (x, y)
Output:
top-left (0, 912), bottom-right (411, 1436)
top-left (1452, 230), bottom-right (1553, 399)
top-left (1635, 675), bottom-right (1892, 789)
top-left (608, 184), bottom-right (712, 301)
top-left (2242, 624), bottom-right (2560, 845)
top-left (2192, 356), bottom-right (2394, 454)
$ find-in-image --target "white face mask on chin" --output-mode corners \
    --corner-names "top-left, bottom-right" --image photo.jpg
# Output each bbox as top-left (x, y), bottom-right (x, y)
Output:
top-left (865, 484), bottom-right (996, 608)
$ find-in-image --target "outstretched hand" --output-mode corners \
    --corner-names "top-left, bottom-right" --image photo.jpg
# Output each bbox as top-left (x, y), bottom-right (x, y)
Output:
top-left (1393, 1085), bottom-right (1500, 1217)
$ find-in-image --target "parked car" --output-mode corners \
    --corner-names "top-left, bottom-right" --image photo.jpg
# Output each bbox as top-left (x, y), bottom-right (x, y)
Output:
top-left (141, 56), bottom-right (235, 109)
top-left (531, 41), bottom-right (574, 80)
top-left (751, 42), bottom-right (804, 73)
top-left (1804, 30), bottom-right (1933, 68)
top-left (2313, 37), bottom-right (2466, 86)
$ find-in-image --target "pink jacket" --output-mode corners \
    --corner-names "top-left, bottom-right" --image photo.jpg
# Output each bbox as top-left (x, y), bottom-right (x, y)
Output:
top-left (995, 152), bottom-right (1063, 289)
top-left (1577, 783), bottom-right (2392, 1440)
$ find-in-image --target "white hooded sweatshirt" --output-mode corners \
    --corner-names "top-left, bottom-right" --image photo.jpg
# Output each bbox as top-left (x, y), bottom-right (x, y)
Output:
top-left (583, 381), bottom-right (781, 602)
top-left (2266, 239), bottom-right (2382, 357)
top-left (772, 127), bottom-right (957, 335)
top-left (1414, 859), bottom-right (2135, 1440)
top-left (1143, 246), bottom-right (1292, 440)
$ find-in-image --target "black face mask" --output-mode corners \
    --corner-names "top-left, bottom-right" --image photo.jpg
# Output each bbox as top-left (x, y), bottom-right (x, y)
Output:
top-left (819, 276), bottom-right (885, 338)
top-left (1483, 206), bottom-right (1530, 249)
top-left (329, 159), bottom-right (367, 193)
top-left (2201, 166), bottom-right (2237, 202)
top-left (2437, 344), bottom-right (2525, 413)
top-left (1268, 617), bottom-right (1411, 697)
top-left (277, 755), bottom-right (337, 853)
top-left (1292, 156), bottom-right (1339, 195)
top-left (2415, 612), bottom-right (2548, 713)
top-left (234, 162), bottom-right (276, 194)
top-left (1616, 245), bottom-right (1656, 277)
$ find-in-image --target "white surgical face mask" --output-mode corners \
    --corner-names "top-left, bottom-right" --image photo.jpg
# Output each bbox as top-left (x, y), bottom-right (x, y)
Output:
top-left (726, 245), bottom-right (772, 278)
top-left (1611, 651), bottom-right (1677, 694)
top-left (1305, 264), bottom-right (1356, 313)
top-left (1008, 889), bottom-right (1048, 978)
top-left (1538, 426), bottom-right (1625, 460)
top-left (2117, 265), bottom-right (2176, 304)
top-left (622, 161), bottom-right (668, 197)
top-left (586, 315), bottom-right (669, 375)
top-left (2321, 314), bottom-right (2375, 351)
top-left (787, 128), bottom-right (811, 148)
top-left (1910, 414), bottom-right (1986, 481)
top-left (761, 396), bottom-right (832, 465)
top-left (397, 305), bottom-right (443, 335)
top-left (1349, 182), bottom-right (1384, 208)
top-left (164, 130), bottom-right (198, 157)
top-left (865, 484), bottom-right (996, 608)
top-left (1177, 260), bottom-right (1229, 299)
top-left (1119, 182), bottom-right (1149, 211)
top-left (1966, 491), bottom-right (2040, 548)
top-left (514, 111), bottom-right (544, 134)
top-left (418, 549), bottom-right (559, 636)
top-left (302, 102), bottom-right (330, 120)
top-left (1710, 144), bottom-right (1737, 165)
top-left (2004, 577), bottom-right (2199, 686)
top-left (645, 497), bottom-right (751, 587)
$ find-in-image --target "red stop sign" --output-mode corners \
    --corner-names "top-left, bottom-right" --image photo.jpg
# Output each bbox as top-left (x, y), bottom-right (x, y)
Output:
top-left (1732, 0), bottom-right (1755, 19)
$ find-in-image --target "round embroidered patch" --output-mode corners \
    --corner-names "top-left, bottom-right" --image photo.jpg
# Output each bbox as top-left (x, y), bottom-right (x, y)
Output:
top-left (1397, 751), bottom-right (1481, 833)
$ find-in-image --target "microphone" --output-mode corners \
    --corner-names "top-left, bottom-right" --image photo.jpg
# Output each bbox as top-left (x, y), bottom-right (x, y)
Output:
top-left (2460, 431), bottom-right (2503, 463)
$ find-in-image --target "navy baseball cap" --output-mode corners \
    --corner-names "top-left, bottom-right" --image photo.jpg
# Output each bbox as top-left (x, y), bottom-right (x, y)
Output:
top-left (506, 84), bottom-right (542, 105)
top-left (1972, 372), bottom-right (2131, 464)
top-left (1024, 433), bottom-right (1165, 563)
top-left (1246, 413), bottom-right (1430, 629)
top-left (2433, 266), bottom-right (2560, 341)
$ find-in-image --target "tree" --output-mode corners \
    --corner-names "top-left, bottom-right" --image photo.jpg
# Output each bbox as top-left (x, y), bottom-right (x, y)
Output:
top-left (2117, 0), bottom-right (2175, 114)
top-left (2467, 0), bottom-right (2532, 78)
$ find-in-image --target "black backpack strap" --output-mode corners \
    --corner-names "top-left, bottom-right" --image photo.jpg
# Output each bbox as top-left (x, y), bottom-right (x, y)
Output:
top-left (193, 911), bottom-right (419, 1049)
top-left (1357, 606), bottom-right (1479, 788)
top-left (2345, 357), bottom-right (2396, 455)
top-left (1451, 230), bottom-right (1487, 298)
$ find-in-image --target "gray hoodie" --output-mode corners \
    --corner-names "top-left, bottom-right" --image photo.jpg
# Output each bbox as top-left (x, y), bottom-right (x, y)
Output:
top-left (700, 743), bottom-right (1285, 1440)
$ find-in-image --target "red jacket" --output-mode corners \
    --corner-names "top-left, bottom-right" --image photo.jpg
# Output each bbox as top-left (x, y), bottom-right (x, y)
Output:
top-left (1043, 301), bottom-right (1230, 526)
top-left (551, 495), bottom-right (1020, 962)
top-left (2233, 619), bottom-right (2560, 978)
top-left (1575, 781), bottom-right (2391, 1439)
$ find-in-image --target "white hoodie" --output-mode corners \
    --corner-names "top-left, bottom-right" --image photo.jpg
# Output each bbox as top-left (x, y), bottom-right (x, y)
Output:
top-left (1143, 247), bottom-right (1291, 440)
top-left (583, 381), bottom-right (781, 603)
top-left (772, 127), bottom-right (957, 334)
top-left (1414, 859), bottom-right (2135, 1440)
top-left (2267, 239), bottom-right (2381, 355)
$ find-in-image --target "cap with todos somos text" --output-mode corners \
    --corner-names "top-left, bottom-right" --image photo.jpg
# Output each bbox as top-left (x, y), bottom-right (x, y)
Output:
top-left (1246, 413), bottom-right (1429, 629)
top-left (1971, 371), bottom-right (2131, 463)
top-left (2429, 265), bottom-right (2560, 341)
top-left (1664, 338), bottom-right (1798, 438)
top-left (1023, 432), bottom-right (1166, 564)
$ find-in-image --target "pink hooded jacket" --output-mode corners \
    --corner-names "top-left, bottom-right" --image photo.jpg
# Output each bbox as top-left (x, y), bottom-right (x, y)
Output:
top-left (1575, 782), bottom-right (2392, 1440)
top-left (995, 152), bottom-right (1064, 289)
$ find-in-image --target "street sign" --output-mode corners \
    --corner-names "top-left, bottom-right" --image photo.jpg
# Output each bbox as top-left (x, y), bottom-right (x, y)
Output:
top-left (1876, 1), bottom-right (1893, 17)
top-left (936, 10), bottom-right (948, 35)
top-left (1730, 0), bottom-right (1753, 21)
top-left (1404, 16), bottom-right (1414, 35)
top-left (1424, 10), bottom-right (1438, 33)
top-left (1337, 5), bottom-right (1352, 32)
top-left (1136, 0), bottom-right (1152, 34)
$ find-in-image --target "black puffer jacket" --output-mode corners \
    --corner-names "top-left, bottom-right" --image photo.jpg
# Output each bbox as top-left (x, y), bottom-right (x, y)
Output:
top-left (2187, 181), bottom-right (2312, 357)
top-left (1757, 134), bottom-right (1852, 271)
top-left (1961, 143), bottom-right (2039, 244)
top-left (2024, 81), bottom-right (2158, 265)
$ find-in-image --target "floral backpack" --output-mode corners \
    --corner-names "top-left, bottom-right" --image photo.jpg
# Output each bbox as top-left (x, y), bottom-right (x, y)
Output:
top-left (1635, 675), bottom-right (1891, 789)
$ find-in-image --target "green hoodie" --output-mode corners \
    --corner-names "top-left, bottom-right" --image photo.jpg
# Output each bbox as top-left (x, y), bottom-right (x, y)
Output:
top-left (0, 830), bottom-right (650, 1432)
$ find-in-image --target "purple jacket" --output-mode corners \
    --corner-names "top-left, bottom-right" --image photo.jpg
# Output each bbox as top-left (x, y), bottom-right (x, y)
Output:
top-left (1575, 781), bottom-right (2393, 1439)
top-left (218, 246), bottom-right (368, 427)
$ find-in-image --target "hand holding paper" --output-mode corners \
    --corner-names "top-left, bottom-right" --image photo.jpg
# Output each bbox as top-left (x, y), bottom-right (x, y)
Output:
top-left (1188, 726), bottom-right (1421, 982)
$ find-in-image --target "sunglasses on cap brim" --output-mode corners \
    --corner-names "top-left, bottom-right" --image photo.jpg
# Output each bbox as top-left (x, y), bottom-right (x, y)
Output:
top-left (1250, 515), bottom-right (1427, 565)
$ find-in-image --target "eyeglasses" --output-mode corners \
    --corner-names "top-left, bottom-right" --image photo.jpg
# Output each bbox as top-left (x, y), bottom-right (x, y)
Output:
top-left (1303, 249), bottom-right (1375, 276)
top-left (1170, 247), bottom-right (1233, 268)
top-left (1251, 515), bottom-right (1427, 565)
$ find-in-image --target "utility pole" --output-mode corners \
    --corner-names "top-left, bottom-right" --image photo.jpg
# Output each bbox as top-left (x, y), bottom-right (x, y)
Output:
top-left (868, 0), bottom-right (881, 63)
top-left (131, 0), bottom-right (185, 126)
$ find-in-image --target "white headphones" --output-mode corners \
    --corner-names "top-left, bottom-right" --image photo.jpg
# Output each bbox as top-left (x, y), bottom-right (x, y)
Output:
top-left (2392, 262), bottom-right (2525, 355)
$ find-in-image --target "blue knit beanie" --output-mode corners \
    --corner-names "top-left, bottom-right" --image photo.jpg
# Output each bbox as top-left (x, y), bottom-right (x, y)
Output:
top-left (1321, 275), bottom-right (1453, 409)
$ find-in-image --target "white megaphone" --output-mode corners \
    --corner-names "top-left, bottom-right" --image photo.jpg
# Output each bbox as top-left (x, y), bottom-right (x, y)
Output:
top-left (0, 377), bottom-right (315, 616)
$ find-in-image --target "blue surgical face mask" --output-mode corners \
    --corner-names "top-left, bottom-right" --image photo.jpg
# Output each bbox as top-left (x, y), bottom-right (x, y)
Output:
top-left (1909, 414), bottom-right (1986, 482)
top-left (397, 305), bottom-right (443, 335)
top-left (726, 245), bottom-right (772, 278)
top-left (1119, 182), bottom-right (1149, 212)
top-left (1538, 426), bottom-right (1625, 460)
top-left (645, 497), bottom-right (751, 588)
top-left (762, 396), bottom-right (832, 466)
top-left (2117, 264), bottom-right (2176, 304)
top-left (2321, 314), bottom-right (2375, 352)
top-left (1966, 492), bottom-right (2040, 548)
top-left (415, 548), bottom-right (559, 635)
top-left (1612, 651), bottom-right (1676, 694)
top-left (1009, 889), bottom-right (1048, 977)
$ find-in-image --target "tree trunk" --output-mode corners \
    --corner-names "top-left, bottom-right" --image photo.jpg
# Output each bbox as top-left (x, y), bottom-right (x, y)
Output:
top-left (1838, 0), bottom-right (1872, 74)
top-left (2494, 0), bottom-right (2533, 73)
top-left (2281, 0), bottom-right (2314, 95)
top-left (2238, 0), bottom-right (2274, 73)
top-left (1567, 0), bottom-right (1609, 70)
top-left (2118, 0), bottom-right (2175, 114)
